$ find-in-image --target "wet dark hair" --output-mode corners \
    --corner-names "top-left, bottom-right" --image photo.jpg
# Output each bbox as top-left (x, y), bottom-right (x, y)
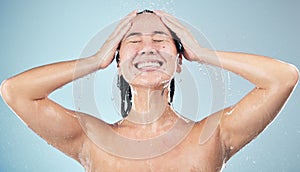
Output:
top-left (116, 9), bottom-right (184, 117)
top-left (137, 9), bottom-right (154, 15)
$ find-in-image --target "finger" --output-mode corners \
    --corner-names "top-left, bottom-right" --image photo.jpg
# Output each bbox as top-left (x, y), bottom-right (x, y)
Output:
top-left (160, 16), bottom-right (184, 39)
top-left (108, 11), bottom-right (138, 48)
top-left (126, 10), bottom-right (138, 17)
top-left (117, 10), bottom-right (137, 26)
top-left (155, 10), bottom-right (182, 25)
top-left (96, 11), bottom-right (137, 69)
top-left (112, 12), bottom-right (136, 38)
top-left (112, 19), bottom-right (133, 43)
top-left (100, 22), bottom-right (133, 66)
top-left (154, 10), bottom-right (172, 17)
top-left (155, 12), bottom-right (185, 38)
top-left (161, 16), bottom-right (185, 30)
top-left (161, 17), bottom-right (200, 60)
top-left (163, 16), bottom-right (200, 45)
top-left (155, 11), bottom-right (204, 61)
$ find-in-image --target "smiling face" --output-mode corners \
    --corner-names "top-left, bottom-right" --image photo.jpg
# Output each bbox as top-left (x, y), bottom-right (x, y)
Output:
top-left (119, 13), bottom-right (179, 89)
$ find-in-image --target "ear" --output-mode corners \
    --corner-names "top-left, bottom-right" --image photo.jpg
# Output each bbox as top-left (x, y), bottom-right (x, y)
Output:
top-left (176, 54), bottom-right (182, 73)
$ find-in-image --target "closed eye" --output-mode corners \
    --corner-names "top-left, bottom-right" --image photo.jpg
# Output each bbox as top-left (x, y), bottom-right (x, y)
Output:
top-left (129, 40), bottom-right (142, 43)
top-left (152, 34), bottom-right (170, 43)
top-left (153, 39), bottom-right (164, 42)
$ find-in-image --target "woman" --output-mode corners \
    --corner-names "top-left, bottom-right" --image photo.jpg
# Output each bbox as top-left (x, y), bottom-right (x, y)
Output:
top-left (1, 10), bottom-right (298, 171)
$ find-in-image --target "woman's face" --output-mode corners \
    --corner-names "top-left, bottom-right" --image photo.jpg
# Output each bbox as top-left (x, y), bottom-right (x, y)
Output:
top-left (119, 13), bottom-right (179, 89)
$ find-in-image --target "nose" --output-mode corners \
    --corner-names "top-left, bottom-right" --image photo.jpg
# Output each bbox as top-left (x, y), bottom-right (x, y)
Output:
top-left (138, 39), bottom-right (158, 56)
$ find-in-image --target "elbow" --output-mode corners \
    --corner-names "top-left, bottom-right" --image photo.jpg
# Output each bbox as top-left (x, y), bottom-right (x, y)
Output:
top-left (1, 79), bottom-right (15, 105)
top-left (274, 63), bottom-right (299, 91)
top-left (284, 64), bottom-right (299, 88)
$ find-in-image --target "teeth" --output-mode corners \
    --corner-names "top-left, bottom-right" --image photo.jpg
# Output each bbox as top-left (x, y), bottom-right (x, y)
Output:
top-left (136, 61), bottom-right (161, 69)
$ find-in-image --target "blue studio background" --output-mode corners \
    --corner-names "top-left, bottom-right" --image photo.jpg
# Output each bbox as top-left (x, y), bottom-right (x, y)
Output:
top-left (0, 0), bottom-right (299, 171)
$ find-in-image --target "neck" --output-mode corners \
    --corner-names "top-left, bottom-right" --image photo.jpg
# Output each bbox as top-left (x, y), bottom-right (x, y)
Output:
top-left (125, 86), bottom-right (170, 124)
top-left (113, 85), bottom-right (189, 139)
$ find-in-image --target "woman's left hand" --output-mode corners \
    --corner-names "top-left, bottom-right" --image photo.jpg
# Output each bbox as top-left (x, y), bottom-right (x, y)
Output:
top-left (154, 10), bottom-right (209, 63)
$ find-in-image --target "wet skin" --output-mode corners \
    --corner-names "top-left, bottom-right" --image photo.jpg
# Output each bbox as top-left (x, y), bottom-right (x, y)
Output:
top-left (0, 11), bottom-right (298, 172)
top-left (119, 13), bottom-right (179, 89)
top-left (79, 112), bottom-right (226, 172)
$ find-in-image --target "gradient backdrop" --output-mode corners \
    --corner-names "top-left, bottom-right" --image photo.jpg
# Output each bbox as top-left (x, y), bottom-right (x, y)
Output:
top-left (0, 0), bottom-right (299, 171)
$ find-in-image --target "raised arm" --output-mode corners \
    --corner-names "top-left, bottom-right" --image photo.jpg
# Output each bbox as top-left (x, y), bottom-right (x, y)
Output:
top-left (207, 51), bottom-right (298, 158)
top-left (155, 11), bottom-right (299, 159)
top-left (0, 11), bottom-right (136, 161)
top-left (1, 56), bottom-right (99, 160)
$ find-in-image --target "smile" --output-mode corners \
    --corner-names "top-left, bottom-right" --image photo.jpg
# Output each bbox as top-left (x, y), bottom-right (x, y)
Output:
top-left (134, 61), bottom-right (163, 70)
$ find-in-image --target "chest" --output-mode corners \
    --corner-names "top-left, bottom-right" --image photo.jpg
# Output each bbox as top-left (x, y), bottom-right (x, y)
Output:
top-left (81, 130), bottom-right (225, 172)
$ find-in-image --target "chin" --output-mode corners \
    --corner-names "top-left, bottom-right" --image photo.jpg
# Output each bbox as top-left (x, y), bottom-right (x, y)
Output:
top-left (130, 73), bottom-right (172, 89)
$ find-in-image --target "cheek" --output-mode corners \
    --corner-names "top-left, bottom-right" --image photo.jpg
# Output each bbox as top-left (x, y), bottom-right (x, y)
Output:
top-left (159, 43), bottom-right (177, 55)
top-left (119, 47), bottom-right (137, 64)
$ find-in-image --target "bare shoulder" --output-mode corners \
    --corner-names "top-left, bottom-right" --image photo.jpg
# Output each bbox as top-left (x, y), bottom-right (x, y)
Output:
top-left (78, 116), bottom-right (227, 171)
top-left (192, 108), bottom-right (229, 145)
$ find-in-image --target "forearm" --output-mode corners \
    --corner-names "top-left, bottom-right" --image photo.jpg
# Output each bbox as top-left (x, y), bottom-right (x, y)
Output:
top-left (154, 11), bottom-right (298, 89)
top-left (1, 55), bottom-right (100, 101)
top-left (200, 50), bottom-right (299, 89)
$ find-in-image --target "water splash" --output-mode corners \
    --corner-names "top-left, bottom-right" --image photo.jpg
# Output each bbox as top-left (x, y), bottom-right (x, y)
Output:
top-left (120, 0), bottom-right (175, 14)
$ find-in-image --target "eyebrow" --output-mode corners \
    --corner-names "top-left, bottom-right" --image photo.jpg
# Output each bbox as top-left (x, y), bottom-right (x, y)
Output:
top-left (124, 31), bottom-right (170, 39)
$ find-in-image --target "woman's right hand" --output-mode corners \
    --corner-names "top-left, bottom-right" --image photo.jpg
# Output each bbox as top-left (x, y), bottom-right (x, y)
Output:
top-left (95, 11), bottom-right (137, 69)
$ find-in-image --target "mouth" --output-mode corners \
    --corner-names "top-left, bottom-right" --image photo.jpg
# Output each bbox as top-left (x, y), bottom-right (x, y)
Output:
top-left (134, 60), bottom-right (163, 70)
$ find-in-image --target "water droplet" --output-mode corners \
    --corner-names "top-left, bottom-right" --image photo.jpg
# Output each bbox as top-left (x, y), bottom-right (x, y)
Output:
top-left (225, 107), bottom-right (235, 115)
